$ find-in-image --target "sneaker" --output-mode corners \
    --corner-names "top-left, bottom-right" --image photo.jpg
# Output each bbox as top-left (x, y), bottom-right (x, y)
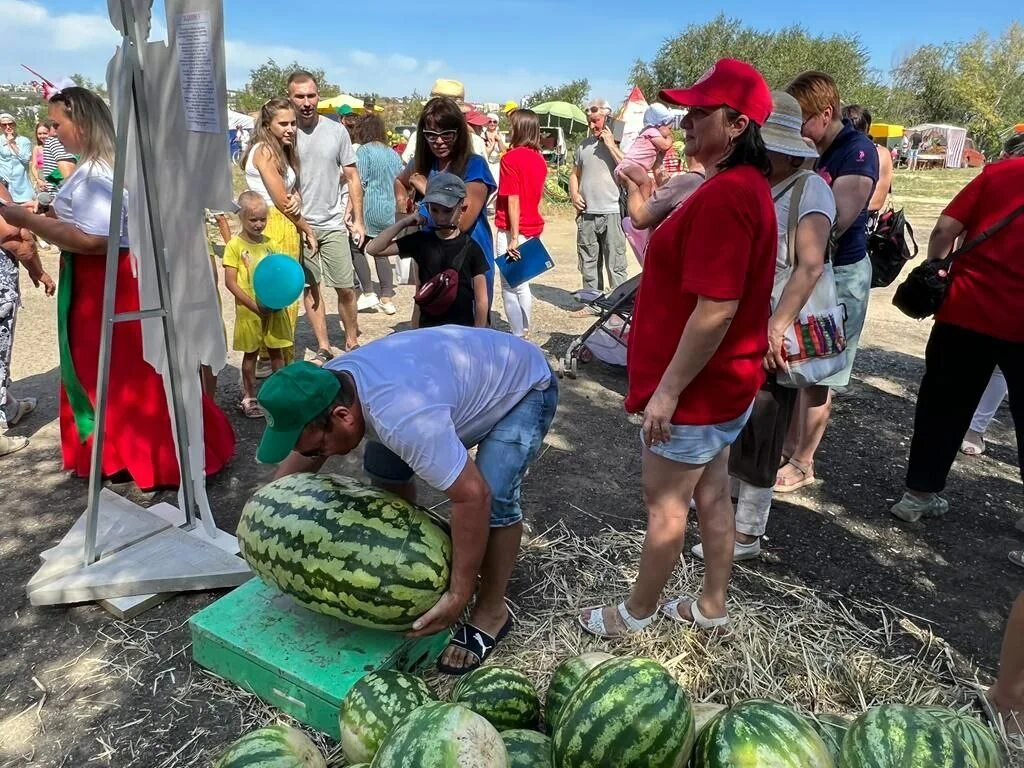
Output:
top-left (379, 301), bottom-right (397, 316)
top-left (691, 538), bottom-right (761, 562)
top-left (357, 292), bottom-right (379, 312)
top-left (889, 492), bottom-right (949, 523)
top-left (254, 359), bottom-right (273, 379)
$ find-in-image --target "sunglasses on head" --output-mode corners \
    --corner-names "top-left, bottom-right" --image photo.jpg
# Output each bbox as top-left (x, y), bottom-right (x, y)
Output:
top-left (587, 106), bottom-right (604, 114)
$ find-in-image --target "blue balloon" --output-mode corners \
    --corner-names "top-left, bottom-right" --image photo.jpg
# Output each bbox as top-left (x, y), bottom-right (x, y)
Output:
top-left (252, 254), bottom-right (304, 310)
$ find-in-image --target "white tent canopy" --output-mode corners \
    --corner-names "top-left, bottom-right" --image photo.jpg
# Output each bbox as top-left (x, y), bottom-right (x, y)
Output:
top-left (909, 123), bottom-right (968, 168)
top-left (227, 109), bottom-right (253, 130)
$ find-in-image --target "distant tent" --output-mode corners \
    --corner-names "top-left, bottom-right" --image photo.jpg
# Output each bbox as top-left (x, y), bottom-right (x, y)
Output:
top-left (908, 123), bottom-right (968, 168)
top-left (615, 86), bottom-right (648, 152)
top-left (227, 109), bottom-right (254, 130)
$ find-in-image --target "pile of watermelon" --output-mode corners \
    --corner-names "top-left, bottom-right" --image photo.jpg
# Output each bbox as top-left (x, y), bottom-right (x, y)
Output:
top-left (211, 652), bottom-right (1005, 767)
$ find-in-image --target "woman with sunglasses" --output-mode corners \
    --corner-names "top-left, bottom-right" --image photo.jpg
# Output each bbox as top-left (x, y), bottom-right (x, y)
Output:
top-left (0, 114), bottom-right (34, 204)
top-left (396, 98), bottom-right (497, 307)
top-left (484, 113), bottom-right (506, 185)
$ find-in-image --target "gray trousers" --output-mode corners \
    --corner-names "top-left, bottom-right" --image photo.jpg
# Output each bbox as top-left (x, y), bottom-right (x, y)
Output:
top-left (577, 213), bottom-right (628, 291)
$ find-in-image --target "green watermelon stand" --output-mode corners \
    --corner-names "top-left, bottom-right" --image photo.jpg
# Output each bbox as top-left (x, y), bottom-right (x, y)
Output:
top-left (190, 579), bottom-right (450, 738)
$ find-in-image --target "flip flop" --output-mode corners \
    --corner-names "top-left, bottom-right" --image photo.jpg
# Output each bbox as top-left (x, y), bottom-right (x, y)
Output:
top-left (238, 397), bottom-right (264, 419)
top-left (7, 397), bottom-right (37, 427)
top-left (660, 595), bottom-right (731, 633)
top-left (437, 615), bottom-right (513, 676)
top-left (1009, 551), bottom-right (1024, 570)
top-left (774, 459), bottom-right (815, 493)
top-left (312, 348), bottom-right (334, 366)
top-left (579, 601), bottom-right (658, 638)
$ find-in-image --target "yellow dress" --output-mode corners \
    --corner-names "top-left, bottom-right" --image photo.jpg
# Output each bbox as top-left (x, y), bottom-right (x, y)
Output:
top-left (263, 207), bottom-right (301, 360)
top-left (223, 235), bottom-right (296, 352)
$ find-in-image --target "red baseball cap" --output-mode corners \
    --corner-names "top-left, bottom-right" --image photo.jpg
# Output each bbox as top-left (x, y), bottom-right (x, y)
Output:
top-left (660, 58), bottom-right (773, 126)
top-left (464, 110), bottom-right (490, 127)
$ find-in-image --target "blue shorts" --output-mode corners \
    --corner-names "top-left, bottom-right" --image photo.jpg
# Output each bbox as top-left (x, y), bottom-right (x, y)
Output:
top-left (364, 375), bottom-right (559, 528)
top-left (642, 402), bottom-right (753, 465)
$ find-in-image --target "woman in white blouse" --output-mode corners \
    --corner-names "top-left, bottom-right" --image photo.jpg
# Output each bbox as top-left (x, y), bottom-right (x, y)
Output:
top-left (0, 87), bottom-right (235, 489)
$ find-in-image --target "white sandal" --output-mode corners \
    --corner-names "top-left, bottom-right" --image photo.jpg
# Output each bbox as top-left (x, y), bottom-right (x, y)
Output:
top-left (579, 601), bottom-right (658, 638)
top-left (660, 595), bottom-right (730, 631)
top-left (7, 397), bottom-right (36, 427)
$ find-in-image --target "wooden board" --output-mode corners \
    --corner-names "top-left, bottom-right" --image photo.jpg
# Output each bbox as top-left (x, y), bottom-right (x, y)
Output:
top-left (190, 579), bottom-right (451, 738)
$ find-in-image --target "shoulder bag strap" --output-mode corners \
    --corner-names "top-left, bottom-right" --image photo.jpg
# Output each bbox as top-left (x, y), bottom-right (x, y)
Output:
top-left (947, 203), bottom-right (1024, 264)
top-left (783, 171), bottom-right (814, 268)
top-left (451, 236), bottom-right (474, 272)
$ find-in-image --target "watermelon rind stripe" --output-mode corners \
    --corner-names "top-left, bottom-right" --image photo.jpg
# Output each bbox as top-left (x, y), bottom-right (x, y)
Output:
top-left (452, 667), bottom-right (541, 731)
top-left (839, 704), bottom-right (979, 768)
top-left (340, 671), bottom-right (435, 764)
top-left (213, 724), bottom-right (325, 768)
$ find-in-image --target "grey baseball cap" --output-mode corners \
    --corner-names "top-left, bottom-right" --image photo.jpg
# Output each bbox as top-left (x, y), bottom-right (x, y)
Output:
top-left (423, 172), bottom-right (467, 208)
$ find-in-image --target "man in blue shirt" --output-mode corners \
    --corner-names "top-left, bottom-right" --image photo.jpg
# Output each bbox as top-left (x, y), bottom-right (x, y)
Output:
top-left (773, 71), bottom-right (878, 494)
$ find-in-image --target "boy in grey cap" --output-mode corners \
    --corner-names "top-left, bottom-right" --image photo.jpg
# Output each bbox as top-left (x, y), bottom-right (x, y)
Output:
top-left (366, 173), bottom-right (489, 328)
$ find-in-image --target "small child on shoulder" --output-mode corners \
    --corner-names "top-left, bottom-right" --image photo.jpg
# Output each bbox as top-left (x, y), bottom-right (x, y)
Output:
top-left (223, 191), bottom-right (294, 418)
top-left (366, 173), bottom-right (489, 330)
top-left (614, 103), bottom-right (675, 200)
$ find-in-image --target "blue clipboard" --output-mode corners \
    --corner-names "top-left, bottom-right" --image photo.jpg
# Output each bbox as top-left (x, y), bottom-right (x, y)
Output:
top-left (495, 238), bottom-right (555, 288)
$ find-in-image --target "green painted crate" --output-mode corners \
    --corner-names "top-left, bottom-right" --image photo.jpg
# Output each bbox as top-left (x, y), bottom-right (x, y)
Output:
top-left (190, 578), bottom-right (450, 738)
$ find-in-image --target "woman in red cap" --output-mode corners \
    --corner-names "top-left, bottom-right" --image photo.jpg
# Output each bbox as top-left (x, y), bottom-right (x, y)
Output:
top-left (581, 59), bottom-right (777, 636)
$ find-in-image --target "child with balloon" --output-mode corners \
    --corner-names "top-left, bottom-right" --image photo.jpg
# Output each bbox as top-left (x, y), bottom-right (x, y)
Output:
top-left (223, 191), bottom-right (303, 418)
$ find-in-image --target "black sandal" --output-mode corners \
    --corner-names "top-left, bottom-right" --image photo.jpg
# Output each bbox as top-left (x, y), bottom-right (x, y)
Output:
top-left (436, 615), bottom-right (513, 676)
top-left (312, 348), bottom-right (333, 366)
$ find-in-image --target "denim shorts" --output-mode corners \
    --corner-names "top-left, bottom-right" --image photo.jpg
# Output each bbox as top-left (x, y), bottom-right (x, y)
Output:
top-left (364, 375), bottom-right (559, 527)
top-left (642, 402), bottom-right (753, 465)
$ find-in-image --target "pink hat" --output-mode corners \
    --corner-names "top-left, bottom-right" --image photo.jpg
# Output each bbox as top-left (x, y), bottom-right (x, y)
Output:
top-left (660, 58), bottom-right (773, 126)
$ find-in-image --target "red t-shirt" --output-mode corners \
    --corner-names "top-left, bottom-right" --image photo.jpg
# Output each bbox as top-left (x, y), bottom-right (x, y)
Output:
top-left (937, 157), bottom-right (1024, 342)
top-left (494, 147), bottom-right (547, 236)
top-left (625, 164), bottom-right (777, 425)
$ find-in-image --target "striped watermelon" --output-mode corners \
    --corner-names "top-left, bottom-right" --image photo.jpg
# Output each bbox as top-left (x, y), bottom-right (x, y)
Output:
top-left (213, 725), bottom-right (325, 768)
top-left (371, 701), bottom-right (508, 768)
top-left (552, 656), bottom-right (694, 768)
top-left (916, 707), bottom-right (1002, 768)
top-left (811, 713), bottom-right (852, 763)
top-left (544, 652), bottom-right (614, 731)
top-left (452, 666), bottom-right (541, 732)
top-left (237, 473), bottom-right (452, 630)
top-left (339, 671), bottom-right (435, 764)
top-left (693, 699), bottom-right (833, 768)
top-left (839, 704), bottom-right (978, 768)
top-left (502, 729), bottom-right (553, 768)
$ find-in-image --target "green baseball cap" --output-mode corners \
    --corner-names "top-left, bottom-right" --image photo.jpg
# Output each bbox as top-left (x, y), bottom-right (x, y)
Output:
top-left (256, 362), bottom-right (341, 464)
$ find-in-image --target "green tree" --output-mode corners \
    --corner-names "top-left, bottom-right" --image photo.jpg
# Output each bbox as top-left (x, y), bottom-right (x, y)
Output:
top-left (70, 73), bottom-right (108, 99)
top-left (630, 15), bottom-right (870, 96)
top-left (523, 79), bottom-right (590, 108)
top-left (234, 59), bottom-right (338, 112)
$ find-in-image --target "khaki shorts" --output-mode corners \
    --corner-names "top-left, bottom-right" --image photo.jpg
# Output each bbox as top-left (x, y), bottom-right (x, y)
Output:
top-left (302, 228), bottom-right (354, 289)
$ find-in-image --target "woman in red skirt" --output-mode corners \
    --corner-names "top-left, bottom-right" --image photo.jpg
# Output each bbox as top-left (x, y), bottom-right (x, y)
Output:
top-left (0, 87), bottom-right (235, 489)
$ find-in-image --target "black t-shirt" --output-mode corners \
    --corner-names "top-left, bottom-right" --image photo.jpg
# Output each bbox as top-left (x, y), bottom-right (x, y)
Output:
top-left (397, 231), bottom-right (489, 328)
top-left (910, 132), bottom-right (923, 149)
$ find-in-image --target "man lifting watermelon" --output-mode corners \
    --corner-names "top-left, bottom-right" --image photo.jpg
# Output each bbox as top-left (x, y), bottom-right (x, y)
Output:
top-left (255, 326), bottom-right (559, 675)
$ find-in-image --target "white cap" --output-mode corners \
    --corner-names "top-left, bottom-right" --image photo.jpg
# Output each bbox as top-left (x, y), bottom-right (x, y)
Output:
top-left (643, 103), bottom-right (673, 127)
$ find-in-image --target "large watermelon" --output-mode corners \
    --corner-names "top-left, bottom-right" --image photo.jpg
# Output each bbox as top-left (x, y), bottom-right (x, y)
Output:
top-left (371, 701), bottom-right (508, 768)
top-left (502, 729), bottom-right (553, 768)
top-left (916, 706), bottom-right (1002, 768)
top-left (811, 713), bottom-right (852, 764)
top-left (339, 670), bottom-right (435, 764)
top-left (452, 666), bottom-right (541, 731)
top-left (839, 704), bottom-right (978, 768)
top-left (544, 652), bottom-right (614, 731)
top-left (237, 473), bottom-right (452, 630)
top-left (693, 699), bottom-right (834, 768)
top-left (214, 725), bottom-right (325, 768)
top-left (552, 656), bottom-right (694, 768)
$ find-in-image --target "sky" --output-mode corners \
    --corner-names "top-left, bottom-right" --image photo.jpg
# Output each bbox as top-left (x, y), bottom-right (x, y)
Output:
top-left (0, 0), bottom-right (1017, 104)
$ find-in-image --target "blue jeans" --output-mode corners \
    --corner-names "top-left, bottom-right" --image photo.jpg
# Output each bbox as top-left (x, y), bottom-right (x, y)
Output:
top-left (364, 375), bottom-right (559, 527)
top-left (643, 402), bottom-right (754, 465)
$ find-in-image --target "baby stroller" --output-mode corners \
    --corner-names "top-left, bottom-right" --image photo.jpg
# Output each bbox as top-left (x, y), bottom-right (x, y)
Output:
top-left (560, 274), bottom-right (641, 378)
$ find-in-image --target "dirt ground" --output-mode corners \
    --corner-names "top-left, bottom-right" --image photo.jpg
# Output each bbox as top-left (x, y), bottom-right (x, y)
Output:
top-left (1, 168), bottom-right (1021, 766)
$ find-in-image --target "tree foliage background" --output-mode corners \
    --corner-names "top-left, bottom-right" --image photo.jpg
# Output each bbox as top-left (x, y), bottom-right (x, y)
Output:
top-left (234, 59), bottom-right (338, 112)
top-left (522, 79), bottom-right (590, 109)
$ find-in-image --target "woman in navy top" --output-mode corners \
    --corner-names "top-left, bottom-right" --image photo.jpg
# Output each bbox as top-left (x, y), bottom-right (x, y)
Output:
top-left (396, 97), bottom-right (497, 307)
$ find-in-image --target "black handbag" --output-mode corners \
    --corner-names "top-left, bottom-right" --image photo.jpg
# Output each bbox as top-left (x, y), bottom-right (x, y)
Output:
top-left (893, 203), bottom-right (1024, 320)
top-left (868, 206), bottom-right (917, 288)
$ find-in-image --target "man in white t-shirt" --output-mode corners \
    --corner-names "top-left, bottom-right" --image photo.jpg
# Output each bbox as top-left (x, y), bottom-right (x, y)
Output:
top-left (257, 326), bottom-right (558, 674)
top-left (288, 71), bottom-right (366, 359)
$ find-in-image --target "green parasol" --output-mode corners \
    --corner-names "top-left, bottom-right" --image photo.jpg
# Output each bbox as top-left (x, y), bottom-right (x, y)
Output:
top-left (530, 101), bottom-right (588, 133)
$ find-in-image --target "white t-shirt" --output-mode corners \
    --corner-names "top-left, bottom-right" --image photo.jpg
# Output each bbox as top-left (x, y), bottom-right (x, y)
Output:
top-left (244, 143), bottom-right (297, 208)
top-left (53, 160), bottom-right (129, 248)
top-left (325, 327), bottom-right (554, 491)
top-left (770, 172), bottom-right (836, 303)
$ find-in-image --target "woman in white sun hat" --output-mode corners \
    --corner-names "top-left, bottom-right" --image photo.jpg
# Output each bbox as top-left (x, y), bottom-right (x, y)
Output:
top-left (693, 90), bottom-right (836, 564)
